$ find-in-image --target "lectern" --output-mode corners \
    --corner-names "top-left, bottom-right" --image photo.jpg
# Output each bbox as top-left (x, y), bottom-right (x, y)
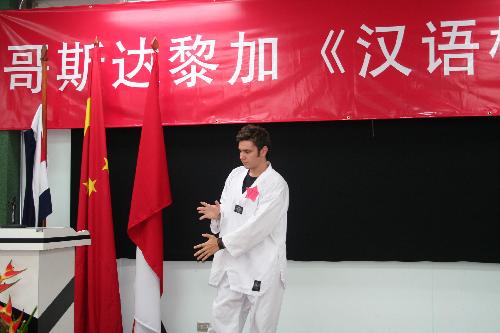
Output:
top-left (0, 227), bottom-right (90, 333)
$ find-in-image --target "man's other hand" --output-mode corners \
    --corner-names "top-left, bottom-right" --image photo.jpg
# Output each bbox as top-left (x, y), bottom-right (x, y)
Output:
top-left (197, 200), bottom-right (221, 220)
top-left (194, 233), bottom-right (220, 262)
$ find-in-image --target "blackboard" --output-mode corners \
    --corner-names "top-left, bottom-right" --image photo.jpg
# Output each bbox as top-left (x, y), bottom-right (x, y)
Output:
top-left (71, 118), bottom-right (500, 262)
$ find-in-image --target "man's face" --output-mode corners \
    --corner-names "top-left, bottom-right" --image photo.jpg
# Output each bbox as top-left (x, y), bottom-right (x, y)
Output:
top-left (238, 140), bottom-right (266, 169)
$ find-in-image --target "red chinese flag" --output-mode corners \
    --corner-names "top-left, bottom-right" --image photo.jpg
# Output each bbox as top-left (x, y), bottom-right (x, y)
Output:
top-left (128, 50), bottom-right (172, 332)
top-left (75, 44), bottom-right (123, 333)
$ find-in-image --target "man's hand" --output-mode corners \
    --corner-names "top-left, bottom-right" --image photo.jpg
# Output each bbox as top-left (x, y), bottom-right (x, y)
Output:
top-left (197, 200), bottom-right (221, 220)
top-left (194, 233), bottom-right (220, 262)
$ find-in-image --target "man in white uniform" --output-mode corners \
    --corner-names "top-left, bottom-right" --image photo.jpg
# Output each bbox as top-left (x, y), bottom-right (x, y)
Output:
top-left (194, 124), bottom-right (289, 333)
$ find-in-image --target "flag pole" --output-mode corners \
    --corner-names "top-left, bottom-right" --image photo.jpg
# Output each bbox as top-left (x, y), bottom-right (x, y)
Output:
top-left (40, 45), bottom-right (48, 228)
top-left (41, 45), bottom-right (47, 153)
top-left (151, 36), bottom-right (159, 52)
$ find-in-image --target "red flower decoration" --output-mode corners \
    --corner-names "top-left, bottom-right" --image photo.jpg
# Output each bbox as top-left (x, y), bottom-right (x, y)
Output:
top-left (245, 186), bottom-right (259, 202)
top-left (0, 280), bottom-right (19, 294)
top-left (10, 311), bottom-right (23, 333)
top-left (0, 296), bottom-right (13, 323)
top-left (0, 260), bottom-right (30, 333)
top-left (0, 261), bottom-right (25, 283)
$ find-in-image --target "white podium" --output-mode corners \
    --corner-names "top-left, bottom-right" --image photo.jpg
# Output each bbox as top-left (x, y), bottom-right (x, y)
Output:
top-left (0, 227), bottom-right (90, 333)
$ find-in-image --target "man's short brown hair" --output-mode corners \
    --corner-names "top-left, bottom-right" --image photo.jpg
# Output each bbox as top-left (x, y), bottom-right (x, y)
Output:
top-left (236, 124), bottom-right (271, 153)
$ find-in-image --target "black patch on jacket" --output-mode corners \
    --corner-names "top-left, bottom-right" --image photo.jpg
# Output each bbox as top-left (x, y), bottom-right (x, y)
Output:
top-left (234, 204), bottom-right (243, 214)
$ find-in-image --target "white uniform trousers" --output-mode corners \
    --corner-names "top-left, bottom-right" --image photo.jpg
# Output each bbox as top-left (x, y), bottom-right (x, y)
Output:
top-left (209, 273), bottom-right (284, 333)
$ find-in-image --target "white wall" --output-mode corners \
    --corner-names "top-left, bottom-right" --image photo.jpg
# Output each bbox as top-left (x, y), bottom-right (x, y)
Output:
top-left (46, 129), bottom-right (72, 227)
top-left (117, 260), bottom-right (500, 333)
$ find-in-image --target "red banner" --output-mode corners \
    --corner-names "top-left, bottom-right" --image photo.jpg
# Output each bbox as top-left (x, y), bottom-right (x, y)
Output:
top-left (1, 0), bottom-right (500, 129)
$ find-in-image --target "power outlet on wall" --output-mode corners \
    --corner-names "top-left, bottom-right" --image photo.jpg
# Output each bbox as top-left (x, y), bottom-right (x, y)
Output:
top-left (197, 322), bottom-right (210, 332)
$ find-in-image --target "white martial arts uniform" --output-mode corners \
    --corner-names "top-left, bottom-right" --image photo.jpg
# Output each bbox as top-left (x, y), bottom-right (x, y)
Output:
top-left (208, 163), bottom-right (289, 333)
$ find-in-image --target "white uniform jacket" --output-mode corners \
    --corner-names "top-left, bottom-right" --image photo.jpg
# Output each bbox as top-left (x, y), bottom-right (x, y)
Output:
top-left (209, 164), bottom-right (289, 295)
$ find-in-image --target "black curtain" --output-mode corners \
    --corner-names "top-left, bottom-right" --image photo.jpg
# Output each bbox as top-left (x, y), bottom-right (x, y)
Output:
top-left (71, 118), bottom-right (500, 262)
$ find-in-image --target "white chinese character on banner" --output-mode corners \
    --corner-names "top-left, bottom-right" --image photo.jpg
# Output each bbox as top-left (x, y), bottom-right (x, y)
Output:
top-left (3, 45), bottom-right (43, 93)
top-left (357, 24), bottom-right (411, 78)
top-left (169, 35), bottom-right (219, 87)
top-left (228, 32), bottom-right (278, 85)
top-left (321, 29), bottom-right (345, 74)
top-left (422, 20), bottom-right (479, 75)
top-left (489, 17), bottom-right (500, 58)
top-left (112, 37), bottom-right (154, 88)
top-left (57, 41), bottom-right (103, 91)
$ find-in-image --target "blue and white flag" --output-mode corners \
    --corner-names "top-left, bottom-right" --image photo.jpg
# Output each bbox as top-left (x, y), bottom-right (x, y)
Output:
top-left (22, 104), bottom-right (52, 227)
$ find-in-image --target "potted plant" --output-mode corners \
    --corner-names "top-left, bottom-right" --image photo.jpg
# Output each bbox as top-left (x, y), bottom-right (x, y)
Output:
top-left (0, 261), bottom-right (35, 333)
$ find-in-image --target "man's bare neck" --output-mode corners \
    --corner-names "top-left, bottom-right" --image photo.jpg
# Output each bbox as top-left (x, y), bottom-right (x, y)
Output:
top-left (249, 161), bottom-right (269, 178)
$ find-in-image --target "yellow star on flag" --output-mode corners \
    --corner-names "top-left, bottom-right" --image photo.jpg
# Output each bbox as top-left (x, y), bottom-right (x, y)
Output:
top-left (83, 178), bottom-right (97, 197)
top-left (102, 157), bottom-right (109, 171)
